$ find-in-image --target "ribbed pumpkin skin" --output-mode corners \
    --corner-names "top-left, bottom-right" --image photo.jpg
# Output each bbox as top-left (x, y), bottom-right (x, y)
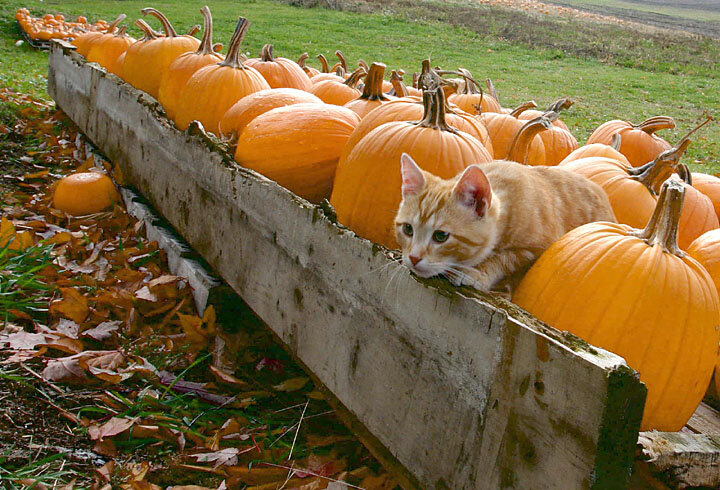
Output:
top-left (219, 88), bottom-right (322, 138)
top-left (86, 31), bottom-right (135, 71)
top-left (235, 104), bottom-right (360, 203)
top-left (126, 36), bottom-right (199, 99)
top-left (587, 118), bottom-right (673, 167)
top-left (561, 157), bottom-right (719, 249)
top-left (448, 93), bottom-right (502, 115)
top-left (53, 172), bottom-right (120, 216)
top-left (538, 126), bottom-right (578, 166)
top-left (244, 46), bottom-right (312, 91)
top-left (518, 110), bottom-right (569, 130)
top-left (482, 112), bottom-right (545, 165)
top-left (514, 185), bottom-right (719, 431)
top-left (110, 52), bottom-right (126, 79)
top-left (340, 98), bottom-right (493, 162)
top-left (559, 143), bottom-right (630, 166)
top-left (692, 173), bottom-right (720, 221)
top-left (175, 65), bottom-right (269, 132)
top-left (311, 73), bottom-right (345, 84)
top-left (688, 229), bottom-right (720, 295)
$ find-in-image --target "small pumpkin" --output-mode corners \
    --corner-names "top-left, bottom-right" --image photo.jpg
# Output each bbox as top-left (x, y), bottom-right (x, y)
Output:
top-left (244, 44), bottom-right (312, 91)
top-left (587, 116), bottom-right (675, 167)
top-left (514, 179), bottom-right (720, 431)
top-left (219, 88), bottom-right (322, 139)
top-left (72, 14), bottom-right (125, 56)
top-left (235, 103), bottom-right (360, 203)
top-left (174, 17), bottom-right (270, 133)
top-left (344, 62), bottom-right (391, 118)
top-left (330, 84), bottom-right (492, 248)
top-left (447, 68), bottom-right (501, 115)
top-left (309, 67), bottom-right (366, 105)
top-left (158, 6), bottom-right (224, 121)
top-left (53, 172), bottom-right (120, 216)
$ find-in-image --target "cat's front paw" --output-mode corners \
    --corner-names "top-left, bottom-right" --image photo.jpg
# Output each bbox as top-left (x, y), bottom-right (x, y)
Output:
top-left (459, 272), bottom-right (492, 292)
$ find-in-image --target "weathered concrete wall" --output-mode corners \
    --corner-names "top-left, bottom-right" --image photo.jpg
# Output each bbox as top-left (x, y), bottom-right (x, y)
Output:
top-left (49, 41), bottom-right (646, 489)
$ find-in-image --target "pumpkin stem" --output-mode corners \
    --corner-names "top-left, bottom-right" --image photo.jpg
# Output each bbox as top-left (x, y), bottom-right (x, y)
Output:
top-left (485, 78), bottom-right (500, 104)
top-left (455, 68), bottom-right (482, 95)
top-left (186, 24), bottom-right (200, 36)
top-left (412, 72), bottom-right (419, 89)
top-left (610, 133), bottom-right (622, 151)
top-left (196, 6), bottom-right (215, 55)
top-left (344, 67), bottom-right (366, 88)
top-left (260, 44), bottom-right (275, 62)
top-left (634, 116), bottom-right (675, 134)
top-left (417, 60), bottom-right (443, 91)
top-left (546, 97), bottom-right (573, 113)
top-left (390, 70), bottom-right (408, 97)
top-left (106, 14), bottom-right (126, 33)
top-left (335, 50), bottom-right (348, 72)
top-left (510, 101), bottom-right (538, 118)
top-left (317, 54), bottom-right (330, 72)
top-left (674, 116), bottom-right (713, 151)
top-left (298, 52), bottom-right (309, 67)
top-left (113, 25), bottom-right (128, 38)
top-left (508, 113), bottom-right (556, 164)
top-left (629, 139), bottom-right (691, 195)
top-left (359, 62), bottom-right (389, 102)
top-left (134, 19), bottom-right (160, 41)
top-left (357, 59), bottom-right (369, 71)
top-left (415, 88), bottom-right (457, 133)
top-left (141, 8), bottom-right (178, 38)
top-left (631, 179), bottom-right (685, 256)
top-left (218, 17), bottom-right (251, 69)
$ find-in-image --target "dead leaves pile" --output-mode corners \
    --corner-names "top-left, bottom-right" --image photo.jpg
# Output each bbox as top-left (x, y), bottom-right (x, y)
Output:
top-left (0, 90), bottom-right (397, 489)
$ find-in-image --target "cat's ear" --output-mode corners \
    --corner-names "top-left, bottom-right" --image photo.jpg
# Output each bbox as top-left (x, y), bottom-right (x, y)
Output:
top-left (453, 165), bottom-right (492, 217)
top-left (400, 153), bottom-right (426, 198)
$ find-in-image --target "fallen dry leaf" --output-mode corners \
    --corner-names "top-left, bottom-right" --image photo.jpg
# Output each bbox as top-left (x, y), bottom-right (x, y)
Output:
top-left (274, 377), bottom-right (310, 392)
top-left (88, 417), bottom-right (136, 441)
top-left (3, 331), bottom-right (46, 350)
top-left (82, 320), bottom-right (121, 341)
top-left (49, 287), bottom-right (88, 324)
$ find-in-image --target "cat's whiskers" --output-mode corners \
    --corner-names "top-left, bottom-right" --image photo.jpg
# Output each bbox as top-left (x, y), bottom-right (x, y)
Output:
top-left (363, 256), bottom-right (402, 277)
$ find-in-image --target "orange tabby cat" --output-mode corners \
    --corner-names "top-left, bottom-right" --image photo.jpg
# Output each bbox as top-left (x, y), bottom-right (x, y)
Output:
top-left (394, 153), bottom-right (616, 292)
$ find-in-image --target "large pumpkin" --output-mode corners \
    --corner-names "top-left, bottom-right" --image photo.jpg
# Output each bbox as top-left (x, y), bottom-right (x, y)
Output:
top-left (559, 134), bottom-right (630, 167)
top-left (234, 103), bottom-right (360, 203)
top-left (124, 8), bottom-right (200, 99)
top-left (587, 116), bottom-right (674, 167)
top-left (514, 179), bottom-right (720, 431)
top-left (692, 172), bottom-right (720, 221)
top-left (244, 44), bottom-right (312, 91)
top-left (174, 18), bottom-right (270, 133)
top-left (157, 6), bottom-right (224, 121)
top-left (330, 87), bottom-right (492, 248)
top-left (219, 88), bottom-right (322, 138)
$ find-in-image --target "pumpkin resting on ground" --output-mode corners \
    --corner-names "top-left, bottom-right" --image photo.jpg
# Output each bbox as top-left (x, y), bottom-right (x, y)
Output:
top-left (587, 116), bottom-right (674, 167)
top-left (53, 172), bottom-right (120, 216)
top-left (513, 179), bottom-right (720, 431)
top-left (234, 103), bottom-right (360, 203)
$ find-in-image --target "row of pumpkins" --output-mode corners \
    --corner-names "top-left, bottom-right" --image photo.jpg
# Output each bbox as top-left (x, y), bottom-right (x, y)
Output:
top-left (15, 8), bottom-right (115, 42)
top-left (57, 6), bottom-right (720, 433)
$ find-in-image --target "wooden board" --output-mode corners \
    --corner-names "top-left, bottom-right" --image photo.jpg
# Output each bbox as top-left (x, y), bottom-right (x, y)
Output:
top-left (48, 40), bottom-right (647, 489)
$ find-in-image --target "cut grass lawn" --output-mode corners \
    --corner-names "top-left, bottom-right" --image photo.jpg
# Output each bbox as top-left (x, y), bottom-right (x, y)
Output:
top-left (0, 0), bottom-right (718, 171)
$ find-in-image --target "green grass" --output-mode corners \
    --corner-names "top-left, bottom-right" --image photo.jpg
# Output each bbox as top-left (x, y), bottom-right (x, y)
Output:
top-left (0, 243), bottom-right (56, 323)
top-left (0, 0), bottom-right (718, 170)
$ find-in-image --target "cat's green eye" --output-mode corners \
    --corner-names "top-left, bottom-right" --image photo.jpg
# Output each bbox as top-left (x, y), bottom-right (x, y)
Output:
top-left (402, 223), bottom-right (414, 236)
top-left (433, 230), bottom-right (449, 243)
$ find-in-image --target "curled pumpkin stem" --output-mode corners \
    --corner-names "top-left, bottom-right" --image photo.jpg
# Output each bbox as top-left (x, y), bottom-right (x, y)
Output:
top-left (485, 78), bottom-right (500, 104)
top-left (298, 52), bottom-right (309, 67)
top-left (510, 101), bottom-right (538, 118)
top-left (508, 113), bottom-right (556, 164)
top-left (357, 59), bottom-right (369, 71)
top-left (335, 50), bottom-right (348, 72)
top-left (634, 115), bottom-right (675, 135)
top-left (186, 24), bottom-right (200, 36)
top-left (106, 14), bottom-right (127, 33)
top-left (546, 97), bottom-right (573, 113)
top-left (389, 70), bottom-right (408, 97)
top-left (611, 133), bottom-right (622, 151)
top-left (260, 44), bottom-right (276, 61)
top-left (317, 54), bottom-right (330, 72)
top-left (134, 19), bottom-right (161, 41)
top-left (141, 7), bottom-right (178, 37)
top-left (196, 6), bottom-right (215, 55)
top-left (344, 67), bottom-right (366, 88)
top-left (630, 179), bottom-right (685, 256)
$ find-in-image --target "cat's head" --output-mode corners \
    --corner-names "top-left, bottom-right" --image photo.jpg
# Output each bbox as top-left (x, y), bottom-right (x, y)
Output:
top-left (394, 153), bottom-right (497, 282)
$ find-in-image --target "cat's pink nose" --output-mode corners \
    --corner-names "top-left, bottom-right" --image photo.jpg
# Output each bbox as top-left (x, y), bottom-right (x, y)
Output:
top-left (409, 255), bottom-right (422, 266)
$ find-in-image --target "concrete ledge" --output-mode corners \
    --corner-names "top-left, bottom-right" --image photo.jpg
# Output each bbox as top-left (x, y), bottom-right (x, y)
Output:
top-left (49, 40), bottom-right (647, 489)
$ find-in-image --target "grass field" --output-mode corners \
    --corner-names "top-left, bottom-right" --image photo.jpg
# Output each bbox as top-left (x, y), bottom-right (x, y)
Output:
top-left (0, 0), bottom-right (718, 171)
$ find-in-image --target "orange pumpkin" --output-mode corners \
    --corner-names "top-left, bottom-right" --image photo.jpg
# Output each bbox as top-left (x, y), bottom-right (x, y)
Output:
top-left (158, 6), bottom-right (224, 121)
top-left (235, 104), bottom-right (360, 203)
top-left (121, 19), bottom-right (162, 89)
top-left (244, 44), bottom-right (312, 91)
top-left (125, 8), bottom-right (200, 99)
top-left (587, 116), bottom-right (674, 167)
top-left (344, 62), bottom-right (391, 118)
top-left (514, 179), bottom-right (719, 431)
top-left (560, 129), bottom-right (718, 249)
top-left (86, 26), bottom-right (135, 71)
top-left (309, 67), bottom-right (365, 105)
top-left (53, 172), bottom-right (120, 216)
top-left (174, 18), bottom-right (270, 133)
top-left (481, 103), bottom-right (547, 165)
top-left (110, 51), bottom-right (127, 79)
top-left (330, 87), bottom-right (492, 248)
top-left (219, 88), bottom-right (322, 138)
top-left (692, 172), bottom-right (720, 221)
top-left (517, 97), bottom-right (573, 131)
top-left (559, 134), bottom-right (630, 167)
top-left (72, 14), bottom-right (125, 56)
top-left (447, 68), bottom-right (502, 115)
